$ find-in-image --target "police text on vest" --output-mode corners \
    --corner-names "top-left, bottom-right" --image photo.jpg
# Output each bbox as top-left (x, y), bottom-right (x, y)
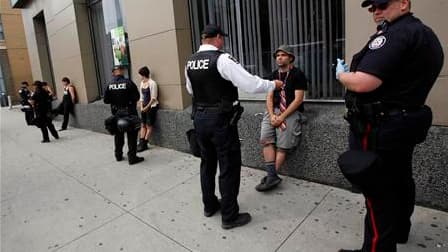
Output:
top-left (187, 59), bottom-right (210, 70)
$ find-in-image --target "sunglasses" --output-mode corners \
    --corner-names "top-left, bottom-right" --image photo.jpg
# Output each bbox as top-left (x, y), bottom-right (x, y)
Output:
top-left (368, 3), bottom-right (389, 13)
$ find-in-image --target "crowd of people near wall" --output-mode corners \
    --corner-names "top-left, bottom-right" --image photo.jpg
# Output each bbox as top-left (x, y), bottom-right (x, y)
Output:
top-left (18, 78), bottom-right (77, 143)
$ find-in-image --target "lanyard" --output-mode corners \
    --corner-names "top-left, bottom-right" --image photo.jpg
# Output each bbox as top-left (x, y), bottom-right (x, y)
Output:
top-left (278, 65), bottom-right (292, 88)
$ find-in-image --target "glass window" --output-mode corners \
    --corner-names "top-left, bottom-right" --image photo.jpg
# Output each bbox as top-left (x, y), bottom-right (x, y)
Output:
top-left (0, 16), bottom-right (5, 40)
top-left (0, 63), bottom-right (6, 104)
top-left (87, 0), bottom-right (128, 97)
top-left (188, 0), bottom-right (345, 100)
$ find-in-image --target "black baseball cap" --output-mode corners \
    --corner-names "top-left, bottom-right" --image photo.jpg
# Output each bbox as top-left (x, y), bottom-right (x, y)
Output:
top-left (361, 0), bottom-right (389, 7)
top-left (201, 24), bottom-right (228, 38)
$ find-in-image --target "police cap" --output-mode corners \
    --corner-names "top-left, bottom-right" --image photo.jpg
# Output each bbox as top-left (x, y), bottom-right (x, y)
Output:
top-left (201, 24), bottom-right (228, 38)
top-left (361, 0), bottom-right (389, 7)
top-left (273, 45), bottom-right (296, 63)
top-left (112, 65), bottom-right (125, 72)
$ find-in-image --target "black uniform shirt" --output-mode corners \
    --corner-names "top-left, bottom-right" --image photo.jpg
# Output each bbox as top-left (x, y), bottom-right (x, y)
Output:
top-left (268, 66), bottom-right (308, 112)
top-left (103, 75), bottom-right (140, 115)
top-left (18, 87), bottom-right (31, 105)
top-left (30, 88), bottom-right (50, 116)
top-left (355, 13), bottom-right (444, 108)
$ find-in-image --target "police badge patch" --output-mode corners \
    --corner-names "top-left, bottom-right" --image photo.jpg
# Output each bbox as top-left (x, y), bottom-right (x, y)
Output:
top-left (369, 36), bottom-right (387, 50)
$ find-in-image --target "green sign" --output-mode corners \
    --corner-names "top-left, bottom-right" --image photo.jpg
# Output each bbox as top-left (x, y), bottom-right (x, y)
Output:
top-left (111, 26), bottom-right (129, 66)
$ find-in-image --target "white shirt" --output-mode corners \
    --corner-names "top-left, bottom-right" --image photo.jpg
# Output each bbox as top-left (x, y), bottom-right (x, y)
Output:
top-left (139, 78), bottom-right (159, 108)
top-left (185, 44), bottom-right (275, 95)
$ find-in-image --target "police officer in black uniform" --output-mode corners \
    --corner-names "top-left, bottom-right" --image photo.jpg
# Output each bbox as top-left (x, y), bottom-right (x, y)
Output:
top-left (18, 81), bottom-right (34, 125)
top-left (104, 66), bottom-right (144, 165)
top-left (336, 0), bottom-right (444, 251)
top-left (29, 80), bottom-right (59, 142)
top-left (185, 24), bottom-right (282, 229)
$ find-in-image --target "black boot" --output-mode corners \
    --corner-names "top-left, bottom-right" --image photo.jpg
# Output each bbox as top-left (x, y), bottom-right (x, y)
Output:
top-left (129, 156), bottom-right (144, 165)
top-left (137, 139), bottom-right (148, 152)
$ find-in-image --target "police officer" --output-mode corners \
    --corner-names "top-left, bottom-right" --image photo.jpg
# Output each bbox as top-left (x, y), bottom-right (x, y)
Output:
top-left (336, 0), bottom-right (444, 251)
top-left (29, 80), bottom-right (59, 142)
top-left (185, 24), bottom-right (283, 229)
top-left (18, 81), bottom-right (34, 125)
top-left (104, 66), bottom-right (144, 165)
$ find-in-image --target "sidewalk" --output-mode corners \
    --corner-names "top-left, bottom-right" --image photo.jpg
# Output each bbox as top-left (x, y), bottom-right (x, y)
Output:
top-left (1, 108), bottom-right (447, 252)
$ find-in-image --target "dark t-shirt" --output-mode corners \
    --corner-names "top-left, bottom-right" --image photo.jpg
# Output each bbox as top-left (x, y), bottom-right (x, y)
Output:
top-left (354, 13), bottom-right (444, 108)
top-left (268, 66), bottom-right (308, 112)
top-left (30, 88), bottom-right (50, 116)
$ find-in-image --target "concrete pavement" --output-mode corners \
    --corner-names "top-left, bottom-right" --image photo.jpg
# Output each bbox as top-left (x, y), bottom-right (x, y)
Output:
top-left (1, 108), bottom-right (447, 252)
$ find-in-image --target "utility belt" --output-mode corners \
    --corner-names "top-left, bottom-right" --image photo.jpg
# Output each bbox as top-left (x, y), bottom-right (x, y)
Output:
top-left (192, 100), bottom-right (244, 126)
top-left (346, 102), bottom-right (423, 123)
top-left (112, 105), bottom-right (136, 117)
top-left (345, 101), bottom-right (424, 136)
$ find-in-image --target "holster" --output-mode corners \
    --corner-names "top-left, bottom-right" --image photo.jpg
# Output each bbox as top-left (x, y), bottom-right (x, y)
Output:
top-left (186, 129), bottom-right (201, 157)
top-left (104, 115), bottom-right (118, 135)
top-left (338, 150), bottom-right (386, 197)
top-left (344, 101), bottom-right (383, 137)
top-left (229, 105), bottom-right (244, 126)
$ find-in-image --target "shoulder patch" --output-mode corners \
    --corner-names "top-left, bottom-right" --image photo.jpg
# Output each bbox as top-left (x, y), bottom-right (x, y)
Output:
top-left (369, 35), bottom-right (387, 50)
top-left (228, 55), bottom-right (240, 64)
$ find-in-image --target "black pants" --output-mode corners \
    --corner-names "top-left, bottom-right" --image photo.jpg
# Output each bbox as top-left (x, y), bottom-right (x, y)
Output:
top-left (38, 116), bottom-right (58, 141)
top-left (57, 102), bottom-right (74, 129)
top-left (25, 110), bottom-right (34, 125)
top-left (349, 106), bottom-right (432, 252)
top-left (114, 129), bottom-right (138, 159)
top-left (194, 109), bottom-right (241, 223)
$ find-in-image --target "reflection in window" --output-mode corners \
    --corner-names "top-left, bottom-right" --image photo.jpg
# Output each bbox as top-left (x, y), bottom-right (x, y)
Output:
top-left (87, 0), bottom-right (126, 97)
top-left (0, 16), bottom-right (5, 40)
top-left (188, 0), bottom-right (345, 100)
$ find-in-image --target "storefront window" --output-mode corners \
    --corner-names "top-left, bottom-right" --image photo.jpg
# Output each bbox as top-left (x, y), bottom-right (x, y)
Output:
top-left (188, 0), bottom-right (345, 100)
top-left (88, 0), bottom-right (129, 97)
top-left (0, 16), bottom-right (5, 40)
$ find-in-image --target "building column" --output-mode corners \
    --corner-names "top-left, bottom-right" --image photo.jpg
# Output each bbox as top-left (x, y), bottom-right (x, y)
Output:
top-left (122, 0), bottom-right (193, 110)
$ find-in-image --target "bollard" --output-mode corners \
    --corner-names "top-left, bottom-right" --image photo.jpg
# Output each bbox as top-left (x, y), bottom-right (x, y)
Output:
top-left (8, 95), bottom-right (12, 109)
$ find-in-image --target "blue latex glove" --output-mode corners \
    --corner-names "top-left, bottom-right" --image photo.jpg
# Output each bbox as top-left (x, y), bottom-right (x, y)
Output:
top-left (336, 58), bottom-right (349, 80)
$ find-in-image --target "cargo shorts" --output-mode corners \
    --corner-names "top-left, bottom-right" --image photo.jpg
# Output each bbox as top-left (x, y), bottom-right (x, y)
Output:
top-left (260, 109), bottom-right (303, 150)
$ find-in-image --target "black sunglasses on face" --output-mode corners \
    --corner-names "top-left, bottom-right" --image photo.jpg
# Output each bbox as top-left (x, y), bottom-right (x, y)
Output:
top-left (368, 2), bottom-right (389, 12)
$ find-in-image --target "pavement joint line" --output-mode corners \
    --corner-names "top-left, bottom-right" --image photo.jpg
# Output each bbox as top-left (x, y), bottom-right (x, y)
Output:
top-left (126, 171), bottom-right (200, 212)
top-left (24, 140), bottom-right (199, 252)
top-left (274, 188), bottom-right (333, 252)
top-left (125, 211), bottom-right (194, 252)
top-left (52, 212), bottom-right (129, 252)
top-left (0, 124), bottom-right (136, 251)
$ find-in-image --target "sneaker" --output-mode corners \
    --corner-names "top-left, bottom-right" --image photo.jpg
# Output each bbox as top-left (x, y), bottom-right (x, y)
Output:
top-left (204, 200), bottom-right (221, 217)
top-left (255, 175), bottom-right (282, 192)
top-left (58, 128), bottom-right (67, 131)
top-left (41, 139), bottom-right (50, 143)
top-left (129, 156), bottom-right (144, 165)
top-left (115, 155), bottom-right (123, 162)
top-left (222, 213), bottom-right (251, 230)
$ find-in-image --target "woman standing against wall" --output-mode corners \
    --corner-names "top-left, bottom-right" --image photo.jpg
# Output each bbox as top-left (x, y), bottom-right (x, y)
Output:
top-left (137, 66), bottom-right (159, 152)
